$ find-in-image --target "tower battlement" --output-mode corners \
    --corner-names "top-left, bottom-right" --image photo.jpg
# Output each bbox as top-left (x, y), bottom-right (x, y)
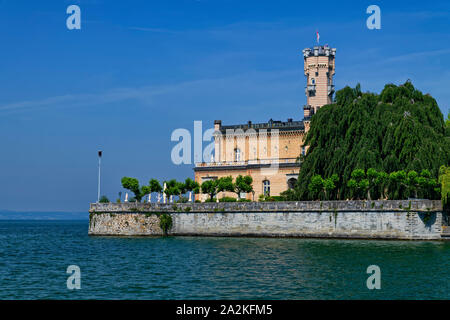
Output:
top-left (302, 46), bottom-right (336, 58)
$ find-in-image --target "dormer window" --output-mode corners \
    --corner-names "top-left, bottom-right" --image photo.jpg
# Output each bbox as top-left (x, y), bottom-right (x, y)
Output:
top-left (234, 148), bottom-right (241, 162)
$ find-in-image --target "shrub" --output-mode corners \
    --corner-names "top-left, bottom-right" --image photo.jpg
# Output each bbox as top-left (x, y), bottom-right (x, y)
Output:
top-left (176, 196), bottom-right (189, 203)
top-left (258, 195), bottom-right (283, 202)
top-left (271, 196), bottom-right (284, 201)
top-left (99, 195), bottom-right (110, 203)
top-left (219, 197), bottom-right (237, 202)
top-left (159, 214), bottom-right (172, 235)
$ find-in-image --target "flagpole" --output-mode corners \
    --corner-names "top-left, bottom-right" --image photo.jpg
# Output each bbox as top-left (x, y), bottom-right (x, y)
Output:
top-left (97, 150), bottom-right (102, 203)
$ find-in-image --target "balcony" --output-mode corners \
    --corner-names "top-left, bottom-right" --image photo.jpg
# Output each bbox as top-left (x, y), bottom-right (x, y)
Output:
top-left (195, 158), bottom-right (299, 168)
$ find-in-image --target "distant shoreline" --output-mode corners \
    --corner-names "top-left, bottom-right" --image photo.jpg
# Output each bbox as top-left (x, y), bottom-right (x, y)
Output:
top-left (0, 211), bottom-right (88, 220)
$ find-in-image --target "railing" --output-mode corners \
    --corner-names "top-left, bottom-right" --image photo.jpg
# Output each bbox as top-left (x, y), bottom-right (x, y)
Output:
top-left (195, 158), bottom-right (299, 167)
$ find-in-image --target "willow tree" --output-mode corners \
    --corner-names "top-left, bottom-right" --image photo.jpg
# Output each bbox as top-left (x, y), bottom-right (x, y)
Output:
top-left (295, 81), bottom-right (450, 200)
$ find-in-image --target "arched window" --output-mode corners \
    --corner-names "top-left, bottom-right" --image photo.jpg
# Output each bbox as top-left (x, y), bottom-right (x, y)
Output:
top-left (263, 180), bottom-right (270, 196)
top-left (311, 78), bottom-right (316, 85)
top-left (234, 148), bottom-right (241, 162)
top-left (288, 178), bottom-right (297, 189)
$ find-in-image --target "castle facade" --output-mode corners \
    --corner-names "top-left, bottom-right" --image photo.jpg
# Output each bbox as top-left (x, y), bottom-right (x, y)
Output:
top-left (194, 45), bottom-right (336, 201)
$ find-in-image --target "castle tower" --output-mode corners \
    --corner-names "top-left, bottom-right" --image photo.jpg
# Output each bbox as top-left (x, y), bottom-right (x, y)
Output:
top-left (302, 45), bottom-right (336, 119)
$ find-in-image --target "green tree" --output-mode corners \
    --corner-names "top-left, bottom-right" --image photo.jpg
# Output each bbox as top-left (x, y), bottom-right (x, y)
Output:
top-left (176, 181), bottom-right (187, 201)
top-left (439, 165), bottom-right (450, 208)
top-left (375, 171), bottom-right (389, 199)
top-left (217, 176), bottom-right (235, 197)
top-left (323, 178), bottom-right (335, 200)
top-left (164, 179), bottom-right (180, 203)
top-left (294, 81), bottom-right (449, 200)
top-left (201, 179), bottom-right (219, 200)
top-left (347, 169), bottom-right (369, 200)
top-left (388, 170), bottom-right (408, 200)
top-left (121, 177), bottom-right (146, 202)
top-left (148, 179), bottom-right (163, 202)
top-left (417, 169), bottom-right (439, 199)
top-left (366, 168), bottom-right (379, 200)
top-left (201, 177), bottom-right (236, 201)
top-left (234, 175), bottom-right (253, 199)
top-left (184, 178), bottom-right (200, 202)
top-left (308, 175), bottom-right (324, 200)
top-left (407, 170), bottom-right (419, 198)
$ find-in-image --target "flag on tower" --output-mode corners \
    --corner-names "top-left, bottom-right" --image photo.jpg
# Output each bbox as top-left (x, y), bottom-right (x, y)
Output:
top-left (316, 30), bottom-right (320, 44)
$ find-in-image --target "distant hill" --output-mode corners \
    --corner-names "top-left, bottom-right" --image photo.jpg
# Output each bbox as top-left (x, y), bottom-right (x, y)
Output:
top-left (0, 210), bottom-right (88, 220)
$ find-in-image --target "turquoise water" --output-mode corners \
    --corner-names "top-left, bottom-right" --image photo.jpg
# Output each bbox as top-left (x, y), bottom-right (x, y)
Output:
top-left (0, 220), bottom-right (449, 299)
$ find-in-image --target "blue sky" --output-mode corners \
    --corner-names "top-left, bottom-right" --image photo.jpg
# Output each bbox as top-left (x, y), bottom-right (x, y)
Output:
top-left (0, 0), bottom-right (449, 211)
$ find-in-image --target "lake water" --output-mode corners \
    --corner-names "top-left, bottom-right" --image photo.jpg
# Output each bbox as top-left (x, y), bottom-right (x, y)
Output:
top-left (0, 220), bottom-right (449, 299)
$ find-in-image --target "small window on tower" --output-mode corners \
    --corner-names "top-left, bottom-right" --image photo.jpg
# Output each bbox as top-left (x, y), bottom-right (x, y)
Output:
top-left (315, 72), bottom-right (319, 76)
top-left (311, 78), bottom-right (316, 85)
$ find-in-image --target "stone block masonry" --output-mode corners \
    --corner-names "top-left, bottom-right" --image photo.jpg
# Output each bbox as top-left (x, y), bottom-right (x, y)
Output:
top-left (88, 200), bottom-right (444, 240)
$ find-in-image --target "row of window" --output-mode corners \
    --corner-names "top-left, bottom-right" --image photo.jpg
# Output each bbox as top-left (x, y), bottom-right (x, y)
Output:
top-left (263, 178), bottom-right (297, 196)
top-left (232, 146), bottom-right (304, 161)
top-left (201, 178), bottom-right (297, 198)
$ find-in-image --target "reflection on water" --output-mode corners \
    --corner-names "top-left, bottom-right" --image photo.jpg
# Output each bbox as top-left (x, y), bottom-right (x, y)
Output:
top-left (0, 221), bottom-right (448, 299)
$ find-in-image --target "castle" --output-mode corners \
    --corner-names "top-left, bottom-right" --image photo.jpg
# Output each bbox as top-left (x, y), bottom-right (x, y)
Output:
top-left (194, 44), bottom-right (336, 201)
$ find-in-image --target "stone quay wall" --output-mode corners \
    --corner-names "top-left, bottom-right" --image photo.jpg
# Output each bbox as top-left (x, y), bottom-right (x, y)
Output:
top-left (88, 200), bottom-right (444, 240)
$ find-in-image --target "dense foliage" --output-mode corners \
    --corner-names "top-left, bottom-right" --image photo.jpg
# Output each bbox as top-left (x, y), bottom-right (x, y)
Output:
top-left (294, 82), bottom-right (450, 200)
top-left (440, 166), bottom-right (450, 208)
top-left (303, 168), bottom-right (439, 201)
top-left (200, 175), bottom-right (254, 200)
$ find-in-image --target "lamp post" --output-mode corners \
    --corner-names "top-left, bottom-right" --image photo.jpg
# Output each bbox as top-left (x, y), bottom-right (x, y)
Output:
top-left (97, 150), bottom-right (102, 203)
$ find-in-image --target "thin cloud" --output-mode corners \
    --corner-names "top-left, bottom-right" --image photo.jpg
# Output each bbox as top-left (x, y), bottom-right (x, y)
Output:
top-left (0, 69), bottom-right (298, 115)
top-left (384, 48), bottom-right (450, 63)
top-left (128, 26), bottom-right (179, 34)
